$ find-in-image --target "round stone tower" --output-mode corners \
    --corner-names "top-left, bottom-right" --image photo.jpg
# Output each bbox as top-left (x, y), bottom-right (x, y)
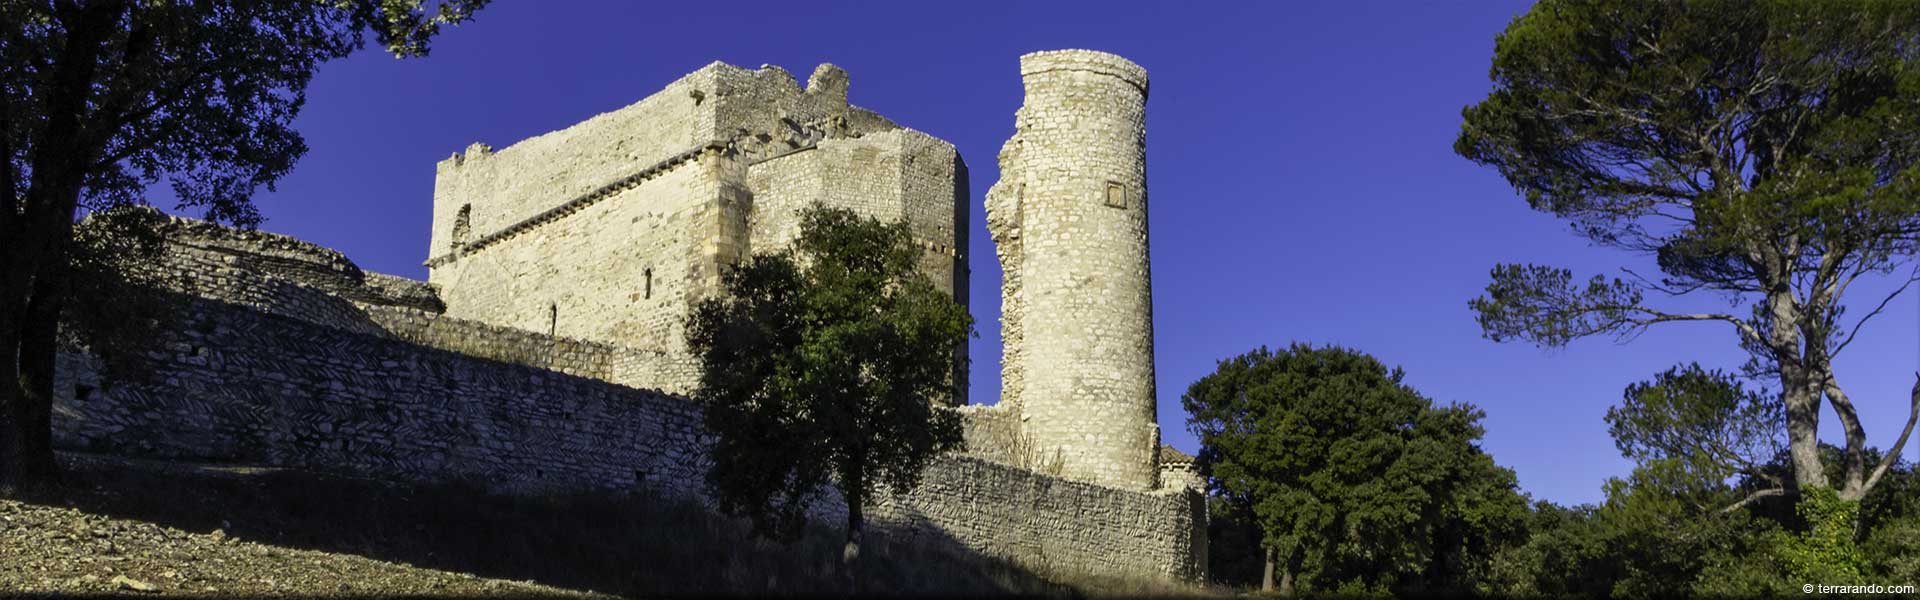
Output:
top-left (986, 49), bottom-right (1157, 490)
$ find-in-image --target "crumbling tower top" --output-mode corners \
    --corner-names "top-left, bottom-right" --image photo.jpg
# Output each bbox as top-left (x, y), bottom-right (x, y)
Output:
top-left (1018, 49), bottom-right (1149, 95)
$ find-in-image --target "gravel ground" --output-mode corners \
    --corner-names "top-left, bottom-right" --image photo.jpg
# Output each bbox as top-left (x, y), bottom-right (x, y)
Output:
top-left (0, 497), bottom-right (606, 598)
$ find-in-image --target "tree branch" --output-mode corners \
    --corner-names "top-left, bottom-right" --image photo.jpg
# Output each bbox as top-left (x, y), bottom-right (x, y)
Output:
top-left (1833, 266), bottom-right (1920, 356)
top-left (1627, 306), bottom-right (1763, 346)
top-left (1859, 374), bottom-right (1920, 498)
top-left (1622, 267), bottom-right (1710, 296)
top-left (1823, 375), bottom-right (1871, 496)
top-left (1719, 487), bottom-right (1785, 514)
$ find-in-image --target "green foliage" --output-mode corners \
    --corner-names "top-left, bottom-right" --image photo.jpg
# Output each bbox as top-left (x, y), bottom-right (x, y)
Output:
top-left (688, 207), bottom-right (971, 542)
top-left (1457, 0), bottom-right (1920, 503)
top-left (1487, 502), bottom-right (1614, 598)
top-left (1458, 0), bottom-right (1920, 352)
top-left (1183, 344), bottom-right (1528, 595)
top-left (1458, 0), bottom-right (1920, 256)
top-left (1, 0), bottom-right (487, 487)
top-left (1488, 368), bottom-right (1920, 597)
top-left (1776, 487), bottom-right (1868, 583)
top-left (1490, 476), bottom-right (1789, 599)
top-left (2, 0), bottom-right (488, 223)
top-left (1862, 513), bottom-right (1920, 581)
top-left (1606, 364), bottom-right (1784, 497)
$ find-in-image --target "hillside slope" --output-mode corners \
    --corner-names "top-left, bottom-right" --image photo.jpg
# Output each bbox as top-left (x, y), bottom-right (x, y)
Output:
top-left (0, 454), bottom-right (1212, 598)
top-left (0, 497), bottom-right (596, 597)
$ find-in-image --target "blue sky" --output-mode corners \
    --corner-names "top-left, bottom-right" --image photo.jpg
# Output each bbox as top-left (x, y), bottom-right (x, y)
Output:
top-left (223, 1), bottom-right (1918, 506)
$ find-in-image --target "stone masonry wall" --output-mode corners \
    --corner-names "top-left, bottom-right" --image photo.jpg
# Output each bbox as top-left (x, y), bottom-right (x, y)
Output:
top-left (426, 61), bottom-right (902, 269)
top-left (54, 294), bottom-right (714, 500)
top-left (53, 214), bottom-right (1203, 581)
top-left (427, 61), bottom-right (967, 400)
top-left (987, 50), bottom-right (1160, 490)
top-left (132, 211), bottom-right (440, 336)
top-left (745, 129), bottom-right (971, 402)
top-left (52, 289), bottom-right (1203, 582)
top-left (359, 305), bottom-right (696, 390)
top-left (428, 159), bottom-right (712, 393)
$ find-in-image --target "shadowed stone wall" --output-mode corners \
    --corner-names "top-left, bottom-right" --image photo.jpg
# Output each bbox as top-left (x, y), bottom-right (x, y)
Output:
top-left (51, 218), bottom-right (1203, 582)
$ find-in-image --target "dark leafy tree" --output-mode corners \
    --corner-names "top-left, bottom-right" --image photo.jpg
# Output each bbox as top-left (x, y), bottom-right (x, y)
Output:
top-left (1457, 0), bottom-right (1920, 501)
top-left (687, 206), bottom-right (970, 563)
top-left (1860, 459), bottom-right (1919, 580)
top-left (1204, 495), bottom-right (1266, 588)
top-left (1182, 343), bottom-right (1527, 596)
top-left (1488, 502), bottom-right (1620, 599)
top-left (0, 0), bottom-right (488, 488)
top-left (1490, 470), bottom-right (1785, 599)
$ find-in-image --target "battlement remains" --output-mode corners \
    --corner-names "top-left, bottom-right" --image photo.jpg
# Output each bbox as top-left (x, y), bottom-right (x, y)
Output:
top-left (426, 61), bottom-right (902, 264)
top-left (1018, 49), bottom-right (1150, 95)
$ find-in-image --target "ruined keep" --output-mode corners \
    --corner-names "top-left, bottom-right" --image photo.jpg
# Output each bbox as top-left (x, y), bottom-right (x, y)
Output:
top-left (51, 50), bottom-right (1204, 582)
top-left (424, 61), bottom-right (968, 399)
top-left (987, 50), bottom-right (1160, 491)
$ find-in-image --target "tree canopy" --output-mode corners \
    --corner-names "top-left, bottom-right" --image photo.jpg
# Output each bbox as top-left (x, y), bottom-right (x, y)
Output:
top-left (1183, 343), bottom-right (1527, 596)
top-left (687, 207), bottom-right (970, 561)
top-left (1457, 0), bottom-right (1920, 501)
top-left (0, 0), bottom-right (486, 487)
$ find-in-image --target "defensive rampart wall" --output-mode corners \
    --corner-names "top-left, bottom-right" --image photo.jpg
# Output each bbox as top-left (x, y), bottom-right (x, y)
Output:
top-left (51, 219), bottom-right (1203, 582)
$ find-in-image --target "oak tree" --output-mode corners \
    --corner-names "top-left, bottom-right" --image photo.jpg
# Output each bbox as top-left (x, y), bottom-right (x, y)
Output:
top-left (0, 0), bottom-right (487, 488)
top-left (1183, 344), bottom-right (1527, 596)
top-left (687, 207), bottom-right (970, 564)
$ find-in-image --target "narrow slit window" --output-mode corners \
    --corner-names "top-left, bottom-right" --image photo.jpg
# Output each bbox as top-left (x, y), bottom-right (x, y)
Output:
top-left (644, 268), bottom-right (654, 299)
top-left (1104, 182), bottom-right (1128, 209)
top-left (548, 303), bottom-right (558, 336)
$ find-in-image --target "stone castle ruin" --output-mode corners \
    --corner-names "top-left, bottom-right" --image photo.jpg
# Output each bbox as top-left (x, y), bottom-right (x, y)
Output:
top-left (422, 61), bottom-right (968, 399)
top-left (52, 50), bottom-right (1206, 581)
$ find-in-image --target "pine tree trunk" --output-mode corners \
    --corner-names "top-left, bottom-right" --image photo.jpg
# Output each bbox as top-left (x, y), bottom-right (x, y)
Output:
top-left (1764, 287), bottom-right (1829, 493)
top-left (1781, 364), bottom-right (1830, 491)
